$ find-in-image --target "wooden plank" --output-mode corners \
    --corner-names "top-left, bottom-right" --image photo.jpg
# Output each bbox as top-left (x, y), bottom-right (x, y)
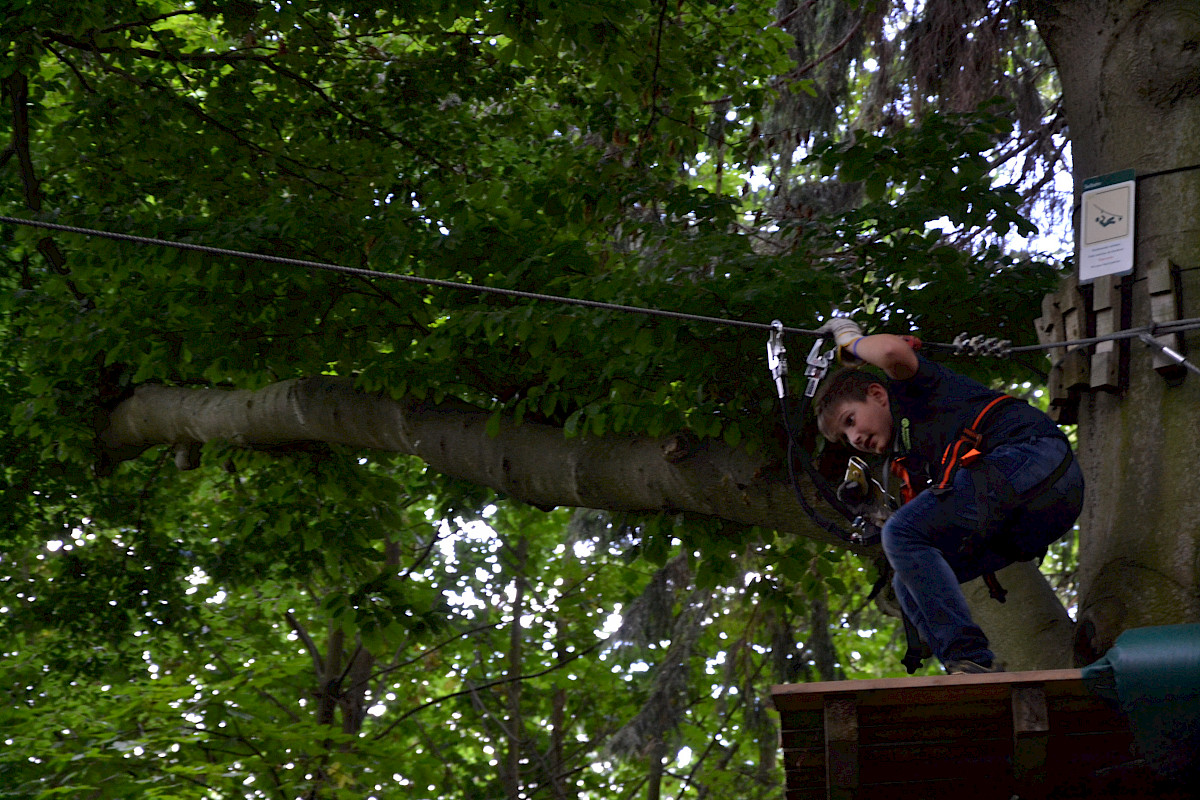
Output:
top-left (781, 745), bottom-right (825, 772)
top-left (856, 776), bottom-right (1017, 800)
top-left (1059, 279), bottom-right (1089, 392)
top-left (1012, 684), bottom-right (1051, 797)
top-left (1089, 274), bottom-right (1122, 391)
top-left (772, 669), bottom-right (1151, 800)
top-left (778, 708), bottom-right (824, 732)
top-left (1147, 258), bottom-right (1186, 383)
top-left (1013, 683), bottom-right (1050, 744)
top-left (780, 726), bottom-right (824, 750)
top-left (770, 668), bottom-right (1083, 712)
top-left (1046, 702), bottom-right (1130, 732)
top-left (782, 762), bottom-right (827, 790)
top-left (784, 788), bottom-right (828, 800)
top-left (1046, 729), bottom-right (1139, 769)
top-left (857, 737), bottom-right (1010, 785)
top-left (824, 696), bottom-right (858, 799)
top-left (1034, 278), bottom-right (1086, 422)
top-left (857, 698), bottom-right (1010, 728)
top-left (856, 715), bottom-right (1008, 745)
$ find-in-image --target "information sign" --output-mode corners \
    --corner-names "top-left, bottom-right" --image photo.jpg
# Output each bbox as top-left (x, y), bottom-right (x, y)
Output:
top-left (1079, 169), bottom-right (1135, 283)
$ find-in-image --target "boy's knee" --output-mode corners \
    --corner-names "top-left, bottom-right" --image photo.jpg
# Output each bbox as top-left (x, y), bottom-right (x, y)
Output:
top-left (880, 518), bottom-right (903, 559)
top-left (881, 514), bottom-right (926, 564)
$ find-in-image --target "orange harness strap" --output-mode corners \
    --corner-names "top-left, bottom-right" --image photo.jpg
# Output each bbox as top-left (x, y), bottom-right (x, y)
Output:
top-left (933, 395), bottom-right (1018, 492)
top-left (889, 458), bottom-right (918, 505)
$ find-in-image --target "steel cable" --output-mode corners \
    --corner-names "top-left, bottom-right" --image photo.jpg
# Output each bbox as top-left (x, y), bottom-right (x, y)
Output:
top-left (5, 214), bottom-right (1200, 355)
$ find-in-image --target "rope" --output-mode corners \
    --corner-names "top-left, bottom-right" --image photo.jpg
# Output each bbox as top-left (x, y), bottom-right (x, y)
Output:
top-left (0, 215), bottom-right (820, 337)
top-left (3, 214), bottom-right (1199, 358)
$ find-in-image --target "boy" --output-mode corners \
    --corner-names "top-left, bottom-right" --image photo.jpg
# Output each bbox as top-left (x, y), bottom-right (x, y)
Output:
top-left (814, 318), bottom-right (1084, 674)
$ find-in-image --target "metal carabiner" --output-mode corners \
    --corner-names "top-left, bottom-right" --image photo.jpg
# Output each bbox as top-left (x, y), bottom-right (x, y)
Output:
top-left (767, 320), bottom-right (789, 399)
top-left (803, 338), bottom-right (836, 398)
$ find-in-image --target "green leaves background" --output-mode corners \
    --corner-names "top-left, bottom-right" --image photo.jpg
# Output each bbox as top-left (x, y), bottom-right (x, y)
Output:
top-left (0, 2), bottom-right (1068, 797)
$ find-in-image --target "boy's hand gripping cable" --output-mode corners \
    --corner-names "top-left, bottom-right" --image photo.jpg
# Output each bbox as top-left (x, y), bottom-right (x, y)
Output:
top-left (768, 321), bottom-right (880, 546)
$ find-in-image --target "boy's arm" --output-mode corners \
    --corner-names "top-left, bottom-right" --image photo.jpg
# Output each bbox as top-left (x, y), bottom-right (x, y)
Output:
top-left (850, 334), bottom-right (918, 380)
top-left (818, 320), bottom-right (919, 380)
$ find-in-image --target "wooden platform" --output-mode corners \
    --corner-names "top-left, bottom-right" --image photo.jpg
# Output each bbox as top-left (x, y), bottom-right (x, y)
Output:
top-left (770, 669), bottom-right (1173, 800)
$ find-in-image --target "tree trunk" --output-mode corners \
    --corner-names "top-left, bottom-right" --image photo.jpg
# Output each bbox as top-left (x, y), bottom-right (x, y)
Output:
top-left (645, 737), bottom-right (667, 800)
top-left (318, 626), bottom-right (345, 728)
top-left (1031, 0), bottom-right (1200, 661)
top-left (964, 560), bottom-right (1076, 670)
top-left (807, 588), bottom-right (842, 681)
top-left (502, 536), bottom-right (529, 800)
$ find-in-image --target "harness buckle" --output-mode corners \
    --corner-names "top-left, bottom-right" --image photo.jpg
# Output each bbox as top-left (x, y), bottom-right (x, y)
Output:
top-left (959, 447), bottom-right (983, 467)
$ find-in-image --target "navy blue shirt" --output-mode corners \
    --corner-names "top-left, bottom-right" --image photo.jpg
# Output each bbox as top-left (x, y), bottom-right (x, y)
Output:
top-left (886, 355), bottom-right (1066, 482)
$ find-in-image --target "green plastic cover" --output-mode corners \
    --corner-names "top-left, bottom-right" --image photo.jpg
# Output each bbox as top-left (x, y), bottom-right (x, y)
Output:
top-left (1081, 623), bottom-right (1200, 781)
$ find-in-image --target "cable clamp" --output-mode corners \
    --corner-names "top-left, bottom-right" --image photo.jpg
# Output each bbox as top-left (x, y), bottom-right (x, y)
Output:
top-left (952, 333), bottom-right (1012, 358)
top-left (1138, 331), bottom-right (1200, 377)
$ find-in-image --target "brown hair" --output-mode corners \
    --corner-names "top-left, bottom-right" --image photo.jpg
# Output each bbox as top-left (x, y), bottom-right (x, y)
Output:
top-left (814, 368), bottom-right (888, 441)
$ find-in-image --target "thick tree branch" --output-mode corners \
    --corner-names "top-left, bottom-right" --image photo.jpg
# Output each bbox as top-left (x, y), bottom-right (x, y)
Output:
top-left (4, 73), bottom-right (42, 210)
top-left (98, 377), bottom-right (849, 546)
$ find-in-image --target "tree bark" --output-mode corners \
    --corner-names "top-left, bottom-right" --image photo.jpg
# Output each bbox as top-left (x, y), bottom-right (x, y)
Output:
top-left (502, 536), bottom-right (529, 800)
top-left (963, 561), bottom-right (1076, 670)
top-left (1031, 0), bottom-right (1200, 661)
top-left (99, 378), bottom-right (846, 544)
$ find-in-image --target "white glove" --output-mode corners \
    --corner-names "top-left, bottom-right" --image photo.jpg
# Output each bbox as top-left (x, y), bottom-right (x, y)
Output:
top-left (819, 317), bottom-right (863, 347)
top-left (819, 317), bottom-right (865, 364)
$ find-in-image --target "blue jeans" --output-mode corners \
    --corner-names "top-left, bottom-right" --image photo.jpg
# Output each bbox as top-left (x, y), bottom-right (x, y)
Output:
top-left (882, 436), bottom-right (1084, 665)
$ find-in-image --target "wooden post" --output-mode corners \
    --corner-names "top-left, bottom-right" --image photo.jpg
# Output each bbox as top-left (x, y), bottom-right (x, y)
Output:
top-left (1147, 259), bottom-right (1186, 385)
top-left (823, 696), bottom-right (858, 800)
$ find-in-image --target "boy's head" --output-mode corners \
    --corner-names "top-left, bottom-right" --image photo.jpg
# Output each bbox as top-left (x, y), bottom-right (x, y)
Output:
top-left (815, 369), bottom-right (894, 454)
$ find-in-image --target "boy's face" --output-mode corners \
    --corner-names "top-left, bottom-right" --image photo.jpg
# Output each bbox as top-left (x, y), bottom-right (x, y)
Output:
top-left (828, 383), bottom-right (893, 454)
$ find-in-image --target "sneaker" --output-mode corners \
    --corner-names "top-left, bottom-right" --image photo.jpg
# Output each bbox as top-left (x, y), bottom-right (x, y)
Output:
top-left (945, 659), bottom-right (1005, 675)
